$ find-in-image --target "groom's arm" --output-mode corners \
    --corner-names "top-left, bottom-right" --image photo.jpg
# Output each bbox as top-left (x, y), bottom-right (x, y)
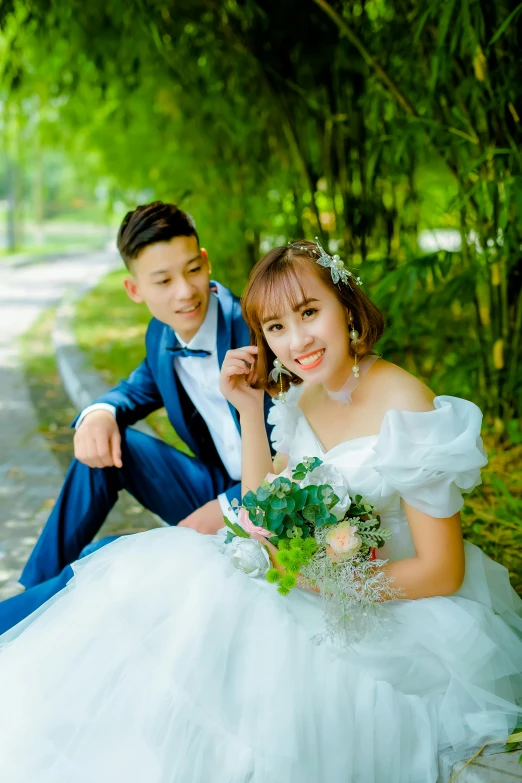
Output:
top-left (73, 357), bottom-right (163, 430)
top-left (72, 320), bottom-right (164, 429)
top-left (71, 357), bottom-right (164, 469)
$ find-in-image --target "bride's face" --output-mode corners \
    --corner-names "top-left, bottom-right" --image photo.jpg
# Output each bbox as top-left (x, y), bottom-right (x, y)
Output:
top-left (261, 269), bottom-right (352, 387)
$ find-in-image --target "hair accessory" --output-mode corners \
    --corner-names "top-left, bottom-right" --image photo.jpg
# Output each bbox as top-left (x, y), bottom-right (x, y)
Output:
top-left (313, 238), bottom-right (362, 288)
top-left (270, 358), bottom-right (292, 402)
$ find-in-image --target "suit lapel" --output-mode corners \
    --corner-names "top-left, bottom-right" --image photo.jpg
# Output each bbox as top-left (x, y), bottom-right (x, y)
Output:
top-left (160, 327), bottom-right (198, 453)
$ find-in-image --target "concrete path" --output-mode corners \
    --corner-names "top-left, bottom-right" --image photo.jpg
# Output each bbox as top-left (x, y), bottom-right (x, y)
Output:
top-left (0, 252), bottom-right (120, 599)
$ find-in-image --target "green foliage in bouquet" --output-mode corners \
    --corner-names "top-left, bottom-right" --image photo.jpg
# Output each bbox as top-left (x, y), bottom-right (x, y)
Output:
top-left (266, 537), bottom-right (318, 596)
top-left (236, 457), bottom-right (342, 545)
top-left (347, 495), bottom-right (391, 555)
top-left (225, 457), bottom-right (392, 598)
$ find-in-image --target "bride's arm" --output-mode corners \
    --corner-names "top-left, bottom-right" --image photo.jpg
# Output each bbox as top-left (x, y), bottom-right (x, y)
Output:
top-left (239, 408), bottom-right (274, 495)
top-left (381, 503), bottom-right (466, 599)
top-left (219, 346), bottom-right (274, 495)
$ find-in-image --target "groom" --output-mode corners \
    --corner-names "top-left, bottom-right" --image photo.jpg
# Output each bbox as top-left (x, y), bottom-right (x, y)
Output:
top-left (0, 201), bottom-right (272, 633)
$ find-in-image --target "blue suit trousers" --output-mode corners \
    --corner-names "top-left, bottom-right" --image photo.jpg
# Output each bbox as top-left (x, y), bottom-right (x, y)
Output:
top-left (0, 428), bottom-right (232, 635)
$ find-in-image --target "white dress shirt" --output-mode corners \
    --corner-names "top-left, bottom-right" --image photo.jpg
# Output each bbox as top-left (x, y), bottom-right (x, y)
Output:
top-left (77, 293), bottom-right (241, 520)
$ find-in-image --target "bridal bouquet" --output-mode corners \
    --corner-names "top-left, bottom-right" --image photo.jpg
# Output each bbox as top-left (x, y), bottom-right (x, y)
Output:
top-left (224, 458), bottom-right (401, 646)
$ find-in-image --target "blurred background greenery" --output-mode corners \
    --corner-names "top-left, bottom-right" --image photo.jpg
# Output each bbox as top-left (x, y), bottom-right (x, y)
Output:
top-left (1, 0), bottom-right (521, 590)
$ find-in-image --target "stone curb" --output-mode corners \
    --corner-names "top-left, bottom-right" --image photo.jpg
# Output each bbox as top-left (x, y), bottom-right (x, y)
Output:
top-left (52, 252), bottom-right (158, 440)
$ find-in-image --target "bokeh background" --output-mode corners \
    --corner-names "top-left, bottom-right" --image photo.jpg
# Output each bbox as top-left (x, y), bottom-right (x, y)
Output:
top-left (1, 0), bottom-right (521, 592)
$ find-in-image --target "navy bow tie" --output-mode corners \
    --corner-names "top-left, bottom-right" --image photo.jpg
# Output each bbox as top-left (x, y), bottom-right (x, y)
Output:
top-left (167, 346), bottom-right (211, 359)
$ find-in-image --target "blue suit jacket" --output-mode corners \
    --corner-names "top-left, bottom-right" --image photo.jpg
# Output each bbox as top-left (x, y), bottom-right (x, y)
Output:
top-left (77, 281), bottom-right (274, 506)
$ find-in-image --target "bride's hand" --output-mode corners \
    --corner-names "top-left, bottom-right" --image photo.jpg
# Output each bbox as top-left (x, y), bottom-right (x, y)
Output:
top-left (252, 534), bottom-right (284, 575)
top-left (252, 534), bottom-right (320, 594)
top-left (219, 346), bottom-right (264, 414)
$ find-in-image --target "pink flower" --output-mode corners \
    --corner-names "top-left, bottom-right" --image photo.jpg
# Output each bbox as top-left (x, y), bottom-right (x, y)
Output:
top-left (238, 508), bottom-right (273, 539)
top-left (325, 521), bottom-right (362, 559)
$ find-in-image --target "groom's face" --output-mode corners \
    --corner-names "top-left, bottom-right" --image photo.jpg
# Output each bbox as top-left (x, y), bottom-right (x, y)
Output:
top-left (123, 235), bottom-right (211, 342)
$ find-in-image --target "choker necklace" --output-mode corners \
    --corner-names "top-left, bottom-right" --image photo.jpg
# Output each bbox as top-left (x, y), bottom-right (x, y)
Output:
top-left (325, 353), bottom-right (380, 404)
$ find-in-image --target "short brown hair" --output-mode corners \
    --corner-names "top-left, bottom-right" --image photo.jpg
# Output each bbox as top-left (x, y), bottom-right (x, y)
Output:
top-left (241, 240), bottom-right (384, 395)
top-left (117, 201), bottom-right (199, 269)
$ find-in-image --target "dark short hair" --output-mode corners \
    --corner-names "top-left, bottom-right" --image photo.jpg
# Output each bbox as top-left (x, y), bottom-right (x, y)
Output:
top-left (117, 201), bottom-right (199, 269)
top-left (242, 240), bottom-right (384, 395)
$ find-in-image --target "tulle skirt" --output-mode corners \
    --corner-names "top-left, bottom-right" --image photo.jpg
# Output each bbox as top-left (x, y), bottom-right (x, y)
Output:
top-left (0, 527), bottom-right (520, 783)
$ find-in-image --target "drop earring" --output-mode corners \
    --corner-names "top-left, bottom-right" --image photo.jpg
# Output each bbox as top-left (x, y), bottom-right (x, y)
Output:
top-left (349, 315), bottom-right (360, 378)
top-left (270, 358), bottom-right (292, 402)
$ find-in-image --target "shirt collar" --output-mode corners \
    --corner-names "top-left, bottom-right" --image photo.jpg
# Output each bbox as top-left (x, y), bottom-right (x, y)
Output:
top-left (175, 291), bottom-right (218, 351)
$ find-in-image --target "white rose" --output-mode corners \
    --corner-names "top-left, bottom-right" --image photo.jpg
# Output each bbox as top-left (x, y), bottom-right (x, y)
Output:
top-left (300, 463), bottom-right (351, 520)
top-left (224, 538), bottom-right (270, 578)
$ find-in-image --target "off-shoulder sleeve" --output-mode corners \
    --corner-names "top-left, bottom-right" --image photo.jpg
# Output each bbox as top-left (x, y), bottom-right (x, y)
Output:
top-left (267, 384), bottom-right (304, 455)
top-left (372, 396), bottom-right (488, 518)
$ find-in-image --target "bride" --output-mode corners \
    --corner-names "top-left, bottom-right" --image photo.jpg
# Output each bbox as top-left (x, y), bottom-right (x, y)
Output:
top-left (0, 240), bottom-right (521, 783)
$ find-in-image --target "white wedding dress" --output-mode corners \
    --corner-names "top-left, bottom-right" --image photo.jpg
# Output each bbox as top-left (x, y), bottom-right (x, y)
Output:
top-left (0, 394), bottom-right (521, 783)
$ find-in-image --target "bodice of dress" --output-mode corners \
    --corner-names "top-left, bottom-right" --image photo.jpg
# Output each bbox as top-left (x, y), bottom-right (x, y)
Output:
top-left (268, 387), bottom-right (488, 563)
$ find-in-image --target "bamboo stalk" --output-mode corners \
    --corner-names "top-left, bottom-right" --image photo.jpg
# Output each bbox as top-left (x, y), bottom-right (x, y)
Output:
top-left (311, 0), bottom-right (417, 116)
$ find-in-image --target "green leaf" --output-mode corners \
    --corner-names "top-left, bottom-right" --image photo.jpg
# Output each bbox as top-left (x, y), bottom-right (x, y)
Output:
top-left (318, 485), bottom-right (333, 500)
top-left (242, 491), bottom-right (257, 509)
top-left (277, 477), bottom-right (293, 491)
top-left (266, 509), bottom-right (285, 528)
top-left (306, 486), bottom-right (319, 504)
top-left (302, 504), bottom-right (319, 522)
top-left (256, 485), bottom-right (271, 502)
top-left (328, 493), bottom-right (340, 508)
top-left (413, 7), bottom-right (431, 46)
top-left (270, 495), bottom-right (287, 511)
top-left (488, 2), bottom-right (522, 47)
top-left (223, 517), bottom-right (250, 539)
top-left (291, 487), bottom-right (308, 511)
top-left (224, 531), bottom-right (236, 545)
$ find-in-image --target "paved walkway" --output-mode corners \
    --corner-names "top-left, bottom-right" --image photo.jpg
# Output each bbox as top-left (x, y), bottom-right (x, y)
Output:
top-left (0, 252), bottom-right (120, 598)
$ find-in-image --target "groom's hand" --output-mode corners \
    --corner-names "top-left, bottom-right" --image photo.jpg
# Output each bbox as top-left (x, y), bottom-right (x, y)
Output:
top-left (74, 410), bottom-right (123, 469)
top-left (178, 499), bottom-right (224, 535)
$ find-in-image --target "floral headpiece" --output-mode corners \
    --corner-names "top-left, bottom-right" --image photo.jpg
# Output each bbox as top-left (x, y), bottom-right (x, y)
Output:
top-left (290, 238), bottom-right (362, 288)
top-left (313, 238), bottom-right (362, 287)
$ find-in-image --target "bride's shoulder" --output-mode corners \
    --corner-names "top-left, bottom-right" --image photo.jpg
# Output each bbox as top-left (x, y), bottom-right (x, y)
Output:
top-left (368, 359), bottom-right (436, 415)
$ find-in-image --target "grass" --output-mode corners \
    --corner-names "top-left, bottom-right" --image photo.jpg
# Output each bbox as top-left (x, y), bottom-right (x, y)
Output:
top-left (19, 307), bottom-right (78, 468)
top-left (74, 269), bottom-right (522, 595)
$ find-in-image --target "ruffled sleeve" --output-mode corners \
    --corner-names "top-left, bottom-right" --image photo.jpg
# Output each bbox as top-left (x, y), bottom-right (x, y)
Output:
top-left (267, 384), bottom-right (304, 455)
top-left (372, 396), bottom-right (488, 518)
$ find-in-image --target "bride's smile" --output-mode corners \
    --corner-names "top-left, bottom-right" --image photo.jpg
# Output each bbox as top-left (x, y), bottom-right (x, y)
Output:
top-left (259, 269), bottom-right (355, 391)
